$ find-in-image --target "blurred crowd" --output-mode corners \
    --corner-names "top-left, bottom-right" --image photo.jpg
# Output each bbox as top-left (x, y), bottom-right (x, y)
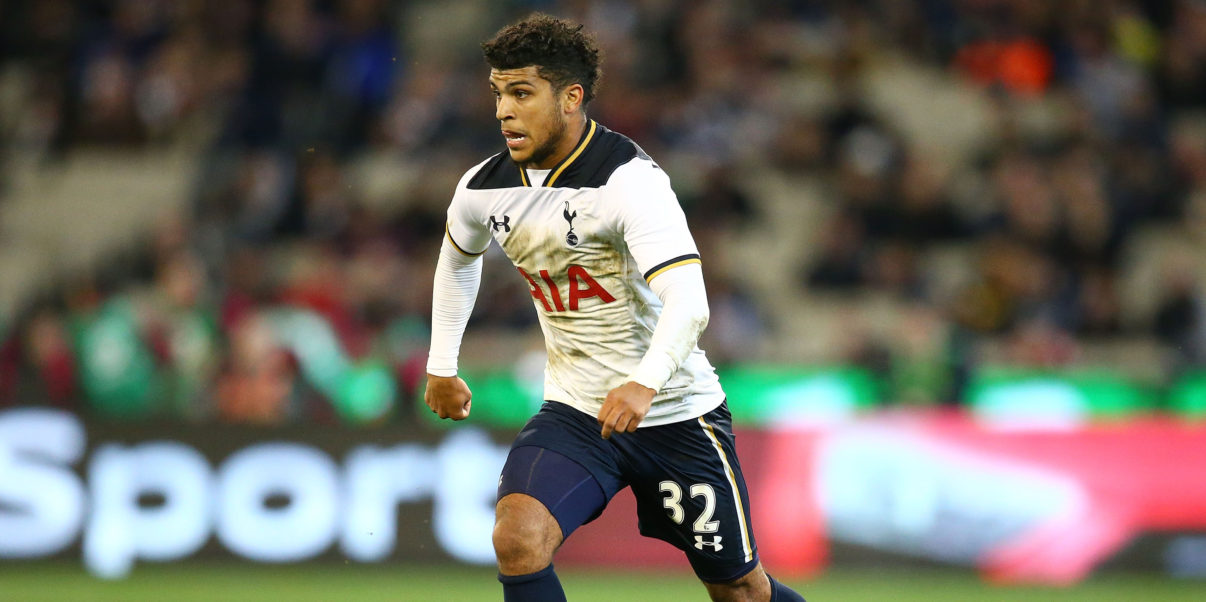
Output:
top-left (1, 0), bottom-right (1205, 424)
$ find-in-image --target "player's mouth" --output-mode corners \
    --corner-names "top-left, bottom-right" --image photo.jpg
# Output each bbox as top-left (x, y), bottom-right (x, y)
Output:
top-left (502, 130), bottom-right (527, 149)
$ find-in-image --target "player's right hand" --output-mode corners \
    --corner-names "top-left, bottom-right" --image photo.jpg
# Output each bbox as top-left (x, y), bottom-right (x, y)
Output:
top-left (424, 374), bottom-right (473, 420)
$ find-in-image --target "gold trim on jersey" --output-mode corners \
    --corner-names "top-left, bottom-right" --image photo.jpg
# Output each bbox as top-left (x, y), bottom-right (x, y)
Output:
top-left (698, 416), bottom-right (754, 562)
top-left (445, 222), bottom-right (485, 257)
top-left (645, 257), bottom-right (702, 283)
top-left (518, 165), bottom-right (531, 187)
top-left (545, 120), bottom-right (597, 187)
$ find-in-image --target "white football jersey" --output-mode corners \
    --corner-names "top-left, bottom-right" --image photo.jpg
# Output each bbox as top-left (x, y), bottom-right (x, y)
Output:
top-left (445, 120), bottom-right (725, 426)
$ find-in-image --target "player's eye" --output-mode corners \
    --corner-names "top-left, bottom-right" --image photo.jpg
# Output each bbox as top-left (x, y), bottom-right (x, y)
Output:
top-left (515, 90), bottom-right (530, 99)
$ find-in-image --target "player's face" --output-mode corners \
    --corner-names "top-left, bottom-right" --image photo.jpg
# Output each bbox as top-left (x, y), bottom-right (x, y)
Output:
top-left (490, 66), bottom-right (573, 169)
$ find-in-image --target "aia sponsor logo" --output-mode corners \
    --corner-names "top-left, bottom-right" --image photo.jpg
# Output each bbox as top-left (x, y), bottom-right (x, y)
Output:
top-left (517, 266), bottom-right (615, 312)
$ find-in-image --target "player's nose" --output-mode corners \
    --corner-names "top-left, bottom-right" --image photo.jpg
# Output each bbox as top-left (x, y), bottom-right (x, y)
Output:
top-left (495, 97), bottom-right (514, 121)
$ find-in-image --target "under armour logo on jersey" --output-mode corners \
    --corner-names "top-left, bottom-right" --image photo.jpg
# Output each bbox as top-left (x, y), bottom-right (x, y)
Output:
top-left (694, 535), bottom-right (723, 551)
top-left (563, 201), bottom-right (578, 246)
top-left (490, 215), bottom-right (511, 232)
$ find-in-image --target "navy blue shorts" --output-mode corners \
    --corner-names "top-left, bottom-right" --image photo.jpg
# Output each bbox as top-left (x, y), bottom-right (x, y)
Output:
top-left (497, 400), bottom-right (759, 583)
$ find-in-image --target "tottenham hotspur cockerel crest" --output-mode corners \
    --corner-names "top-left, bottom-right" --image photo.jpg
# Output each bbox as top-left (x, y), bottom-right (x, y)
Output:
top-left (563, 201), bottom-right (578, 246)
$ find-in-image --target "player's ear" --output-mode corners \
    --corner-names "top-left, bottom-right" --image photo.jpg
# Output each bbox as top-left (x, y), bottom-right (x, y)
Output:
top-left (561, 83), bottom-right (584, 114)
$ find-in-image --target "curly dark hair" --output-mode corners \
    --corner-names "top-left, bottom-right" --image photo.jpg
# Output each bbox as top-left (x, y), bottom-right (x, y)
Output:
top-left (481, 13), bottom-right (603, 105)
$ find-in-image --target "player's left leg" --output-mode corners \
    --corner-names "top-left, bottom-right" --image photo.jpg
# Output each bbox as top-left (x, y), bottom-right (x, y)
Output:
top-left (702, 562), bottom-right (770, 600)
top-left (619, 401), bottom-right (806, 602)
top-left (702, 563), bottom-right (806, 602)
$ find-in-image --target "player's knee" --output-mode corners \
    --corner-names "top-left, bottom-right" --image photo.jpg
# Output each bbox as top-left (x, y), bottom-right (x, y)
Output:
top-left (492, 519), bottom-right (555, 572)
top-left (491, 523), bottom-right (528, 566)
top-left (493, 494), bottom-right (561, 574)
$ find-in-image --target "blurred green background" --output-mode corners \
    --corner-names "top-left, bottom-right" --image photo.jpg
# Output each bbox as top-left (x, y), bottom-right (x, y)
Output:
top-left (2, 564), bottom-right (1203, 602)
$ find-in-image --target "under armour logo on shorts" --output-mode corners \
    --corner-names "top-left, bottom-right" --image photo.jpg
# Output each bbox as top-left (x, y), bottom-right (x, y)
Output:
top-left (694, 535), bottom-right (723, 551)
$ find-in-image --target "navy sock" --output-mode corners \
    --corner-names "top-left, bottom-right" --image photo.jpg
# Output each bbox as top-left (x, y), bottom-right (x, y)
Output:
top-left (498, 564), bottom-right (567, 602)
top-left (768, 575), bottom-right (807, 602)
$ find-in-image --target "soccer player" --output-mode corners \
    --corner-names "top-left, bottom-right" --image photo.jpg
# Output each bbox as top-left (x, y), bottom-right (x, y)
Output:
top-left (424, 13), bottom-right (807, 602)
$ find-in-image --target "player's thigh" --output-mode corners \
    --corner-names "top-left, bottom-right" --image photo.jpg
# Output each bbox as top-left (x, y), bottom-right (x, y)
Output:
top-left (497, 445), bottom-right (610, 541)
top-left (625, 402), bottom-right (760, 583)
top-left (498, 402), bottom-right (625, 539)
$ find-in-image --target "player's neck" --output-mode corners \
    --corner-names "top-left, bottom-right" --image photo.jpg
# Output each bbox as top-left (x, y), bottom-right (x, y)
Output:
top-left (528, 115), bottom-right (588, 170)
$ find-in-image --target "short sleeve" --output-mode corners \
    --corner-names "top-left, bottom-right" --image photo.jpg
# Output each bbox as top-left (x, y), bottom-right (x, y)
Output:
top-left (445, 168), bottom-right (492, 256)
top-left (607, 161), bottom-right (701, 283)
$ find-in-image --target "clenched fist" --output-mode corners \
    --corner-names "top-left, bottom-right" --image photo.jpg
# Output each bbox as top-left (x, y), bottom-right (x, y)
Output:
top-left (425, 374), bottom-right (473, 420)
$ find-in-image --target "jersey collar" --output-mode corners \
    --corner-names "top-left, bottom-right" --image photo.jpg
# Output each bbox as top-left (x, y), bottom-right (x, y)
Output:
top-left (518, 120), bottom-right (598, 188)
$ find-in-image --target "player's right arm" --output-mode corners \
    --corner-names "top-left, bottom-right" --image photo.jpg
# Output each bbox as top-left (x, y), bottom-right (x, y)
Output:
top-left (425, 172), bottom-right (491, 421)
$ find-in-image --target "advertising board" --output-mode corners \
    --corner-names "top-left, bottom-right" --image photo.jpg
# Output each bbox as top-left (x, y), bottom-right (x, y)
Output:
top-left (2, 408), bottom-right (1205, 583)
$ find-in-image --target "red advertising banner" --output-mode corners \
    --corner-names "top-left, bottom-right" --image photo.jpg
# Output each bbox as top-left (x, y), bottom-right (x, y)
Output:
top-left (558, 411), bottom-right (1206, 584)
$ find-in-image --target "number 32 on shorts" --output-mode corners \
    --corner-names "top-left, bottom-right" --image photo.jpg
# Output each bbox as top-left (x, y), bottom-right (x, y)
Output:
top-left (658, 480), bottom-right (719, 533)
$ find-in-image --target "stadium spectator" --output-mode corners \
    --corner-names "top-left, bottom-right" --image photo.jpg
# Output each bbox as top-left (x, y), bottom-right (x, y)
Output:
top-left (214, 310), bottom-right (302, 424)
top-left (1152, 250), bottom-right (1206, 372)
top-left (143, 250), bottom-right (222, 420)
top-left (0, 309), bottom-right (78, 409)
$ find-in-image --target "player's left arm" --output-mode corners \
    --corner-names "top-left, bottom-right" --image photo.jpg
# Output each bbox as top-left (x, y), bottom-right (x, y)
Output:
top-left (598, 264), bottom-right (708, 438)
top-left (597, 161), bottom-right (710, 438)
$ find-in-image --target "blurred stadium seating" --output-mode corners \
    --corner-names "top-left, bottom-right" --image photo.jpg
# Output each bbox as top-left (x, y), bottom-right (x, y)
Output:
top-left (5, 0), bottom-right (1206, 424)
